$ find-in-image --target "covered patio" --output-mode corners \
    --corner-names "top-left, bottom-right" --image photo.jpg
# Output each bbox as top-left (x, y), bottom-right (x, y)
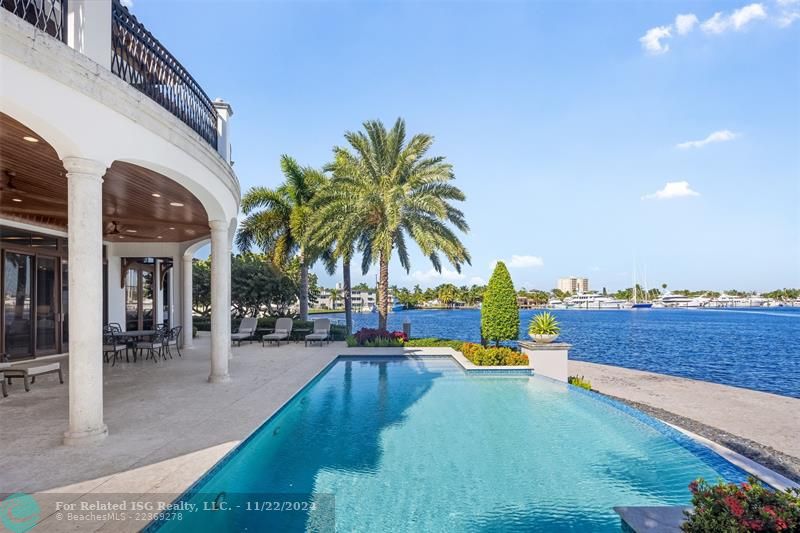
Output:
top-left (0, 336), bottom-right (345, 495)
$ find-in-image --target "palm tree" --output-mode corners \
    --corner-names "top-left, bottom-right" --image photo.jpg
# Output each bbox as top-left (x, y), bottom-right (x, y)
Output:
top-left (236, 155), bottom-right (326, 321)
top-left (326, 118), bottom-right (471, 329)
top-left (328, 287), bottom-right (341, 310)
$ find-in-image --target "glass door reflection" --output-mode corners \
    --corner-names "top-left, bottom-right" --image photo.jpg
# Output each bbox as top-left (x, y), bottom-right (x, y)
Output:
top-left (35, 256), bottom-right (58, 354)
top-left (3, 252), bottom-right (33, 359)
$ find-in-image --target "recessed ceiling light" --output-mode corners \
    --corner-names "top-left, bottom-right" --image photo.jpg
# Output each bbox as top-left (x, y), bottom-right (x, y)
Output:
top-left (169, 227), bottom-right (175, 230)
top-left (12, 198), bottom-right (22, 202)
top-left (22, 136), bottom-right (39, 143)
top-left (157, 236), bottom-right (163, 239)
top-left (169, 202), bottom-right (184, 207)
top-left (119, 236), bottom-right (125, 239)
top-left (125, 229), bottom-right (137, 233)
top-left (151, 193), bottom-right (161, 198)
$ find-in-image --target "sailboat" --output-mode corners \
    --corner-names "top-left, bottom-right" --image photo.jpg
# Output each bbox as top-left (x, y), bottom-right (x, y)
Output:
top-left (632, 261), bottom-right (653, 309)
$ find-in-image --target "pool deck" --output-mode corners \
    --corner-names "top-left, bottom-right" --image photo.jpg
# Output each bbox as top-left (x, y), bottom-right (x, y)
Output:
top-left (570, 360), bottom-right (800, 483)
top-left (1, 339), bottom-right (798, 531)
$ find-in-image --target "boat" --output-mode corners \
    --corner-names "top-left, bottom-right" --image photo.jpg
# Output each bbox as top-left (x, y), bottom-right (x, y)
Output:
top-left (564, 293), bottom-right (628, 309)
top-left (655, 292), bottom-right (708, 308)
top-left (546, 298), bottom-right (565, 309)
top-left (391, 302), bottom-right (406, 312)
top-left (631, 261), bottom-right (653, 309)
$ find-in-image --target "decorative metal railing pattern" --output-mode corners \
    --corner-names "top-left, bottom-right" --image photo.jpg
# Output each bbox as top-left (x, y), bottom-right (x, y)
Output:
top-left (110, 0), bottom-right (218, 148)
top-left (2, 0), bottom-right (67, 41)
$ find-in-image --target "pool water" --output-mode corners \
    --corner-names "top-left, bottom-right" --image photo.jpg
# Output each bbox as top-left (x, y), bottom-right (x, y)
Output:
top-left (157, 357), bottom-right (747, 532)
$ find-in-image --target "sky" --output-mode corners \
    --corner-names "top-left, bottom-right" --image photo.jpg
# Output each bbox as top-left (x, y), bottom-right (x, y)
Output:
top-left (129, 0), bottom-right (800, 293)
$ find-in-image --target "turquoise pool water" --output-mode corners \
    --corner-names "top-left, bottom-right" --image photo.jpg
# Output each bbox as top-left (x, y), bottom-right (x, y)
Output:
top-left (156, 356), bottom-right (747, 532)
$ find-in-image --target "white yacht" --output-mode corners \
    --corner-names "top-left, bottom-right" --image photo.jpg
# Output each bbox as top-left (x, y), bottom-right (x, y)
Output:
top-left (546, 298), bottom-right (566, 309)
top-left (564, 293), bottom-right (628, 309)
top-left (655, 292), bottom-right (708, 308)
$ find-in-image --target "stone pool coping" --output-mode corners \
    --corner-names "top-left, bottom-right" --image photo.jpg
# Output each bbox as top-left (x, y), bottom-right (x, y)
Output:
top-left (337, 346), bottom-right (535, 374)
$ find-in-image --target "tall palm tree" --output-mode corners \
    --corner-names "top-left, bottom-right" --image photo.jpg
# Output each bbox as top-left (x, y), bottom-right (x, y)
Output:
top-left (328, 287), bottom-right (341, 309)
top-left (325, 118), bottom-right (471, 329)
top-left (236, 155), bottom-right (325, 321)
top-left (308, 180), bottom-right (360, 335)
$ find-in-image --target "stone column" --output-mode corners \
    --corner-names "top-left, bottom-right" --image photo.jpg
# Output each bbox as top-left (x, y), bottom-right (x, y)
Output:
top-left (182, 254), bottom-right (194, 349)
top-left (209, 220), bottom-right (231, 383)
top-left (62, 157), bottom-right (108, 445)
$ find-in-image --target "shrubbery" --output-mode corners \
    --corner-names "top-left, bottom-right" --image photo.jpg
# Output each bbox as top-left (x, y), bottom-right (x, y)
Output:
top-left (404, 338), bottom-right (465, 350)
top-left (683, 477), bottom-right (800, 532)
top-left (346, 328), bottom-right (407, 347)
top-left (459, 342), bottom-right (528, 366)
top-left (568, 375), bottom-right (592, 390)
top-left (481, 261), bottom-right (519, 346)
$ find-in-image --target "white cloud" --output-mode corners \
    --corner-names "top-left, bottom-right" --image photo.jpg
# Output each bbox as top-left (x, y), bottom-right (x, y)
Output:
top-left (676, 130), bottom-right (739, 149)
top-left (120, 0), bottom-right (133, 7)
top-left (468, 276), bottom-right (486, 286)
top-left (639, 25), bottom-right (672, 54)
top-left (702, 12), bottom-right (730, 33)
top-left (642, 181), bottom-right (701, 200)
top-left (702, 3), bottom-right (767, 33)
top-left (508, 255), bottom-right (544, 268)
top-left (776, 0), bottom-right (800, 26)
top-left (409, 267), bottom-right (464, 283)
top-left (675, 13), bottom-right (699, 34)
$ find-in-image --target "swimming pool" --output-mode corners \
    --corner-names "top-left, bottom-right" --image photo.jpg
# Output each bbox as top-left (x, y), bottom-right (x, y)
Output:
top-left (155, 356), bottom-right (748, 532)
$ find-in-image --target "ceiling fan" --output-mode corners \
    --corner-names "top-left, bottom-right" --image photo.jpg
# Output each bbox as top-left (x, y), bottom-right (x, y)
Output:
top-left (1, 170), bottom-right (67, 205)
top-left (104, 220), bottom-right (162, 240)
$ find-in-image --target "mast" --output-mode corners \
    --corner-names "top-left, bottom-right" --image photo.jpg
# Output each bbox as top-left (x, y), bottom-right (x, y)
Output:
top-left (632, 259), bottom-right (638, 305)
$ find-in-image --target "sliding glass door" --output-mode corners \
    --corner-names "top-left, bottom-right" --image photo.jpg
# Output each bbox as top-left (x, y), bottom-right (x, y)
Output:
top-left (3, 252), bottom-right (33, 359)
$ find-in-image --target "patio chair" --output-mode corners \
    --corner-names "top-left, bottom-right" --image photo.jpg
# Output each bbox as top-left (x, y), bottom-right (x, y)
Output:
top-left (2, 362), bottom-right (63, 392)
top-left (231, 317), bottom-right (258, 347)
top-left (262, 317), bottom-right (293, 347)
top-left (136, 329), bottom-right (167, 363)
top-left (305, 318), bottom-right (331, 347)
top-left (104, 330), bottom-right (129, 366)
top-left (163, 326), bottom-right (183, 358)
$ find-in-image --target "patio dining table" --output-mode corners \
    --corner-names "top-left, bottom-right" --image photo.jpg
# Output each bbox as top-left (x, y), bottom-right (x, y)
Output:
top-left (114, 330), bottom-right (156, 340)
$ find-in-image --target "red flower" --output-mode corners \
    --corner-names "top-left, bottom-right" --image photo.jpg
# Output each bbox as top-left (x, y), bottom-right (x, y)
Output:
top-left (776, 518), bottom-right (788, 530)
top-left (688, 480), bottom-right (699, 494)
top-left (723, 495), bottom-right (745, 518)
top-left (742, 482), bottom-right (751, 491)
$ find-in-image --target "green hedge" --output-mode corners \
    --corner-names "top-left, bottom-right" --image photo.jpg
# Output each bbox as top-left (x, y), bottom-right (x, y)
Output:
top-left (481, 261), bottom-right (519, 345)
top-left (403, 338), bottom-right (528, 366)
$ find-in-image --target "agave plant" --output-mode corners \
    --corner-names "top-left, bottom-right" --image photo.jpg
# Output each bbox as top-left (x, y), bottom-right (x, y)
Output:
top-left (528, 312), bottom-right (560, 336)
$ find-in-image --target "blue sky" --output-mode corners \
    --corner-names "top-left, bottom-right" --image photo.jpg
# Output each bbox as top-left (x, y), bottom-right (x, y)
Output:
top-left (130, 0), bottom-right (799, 292)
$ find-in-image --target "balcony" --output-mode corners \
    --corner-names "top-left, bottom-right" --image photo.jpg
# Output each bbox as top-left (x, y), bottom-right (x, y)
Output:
top-left (2, 0), bottom-right (218, 150)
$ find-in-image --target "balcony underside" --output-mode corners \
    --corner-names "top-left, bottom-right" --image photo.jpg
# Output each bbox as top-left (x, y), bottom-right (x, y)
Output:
top-left (0, 113), bottom-right (210, 242)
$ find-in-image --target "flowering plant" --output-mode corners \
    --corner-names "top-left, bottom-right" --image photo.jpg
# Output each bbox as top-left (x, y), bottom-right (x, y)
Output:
top-left (683, 477), bottom-right (800, 532)
top-left (348, 328), bottom-right (408, 347)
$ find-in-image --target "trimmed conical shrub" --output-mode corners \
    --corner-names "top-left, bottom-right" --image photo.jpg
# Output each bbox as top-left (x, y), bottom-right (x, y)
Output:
top-left (481, 261), bottom-right (519, 346)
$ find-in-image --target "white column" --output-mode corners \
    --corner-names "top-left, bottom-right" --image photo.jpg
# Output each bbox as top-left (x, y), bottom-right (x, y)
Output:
top-left (209, 220), bottom-right (231, 383)
top-left (213, 99), bottom-right (234, 164)
top-left (153, 259), bottom-right (163, 326)
top-left (63, 157), bottom-right (108, 445)
top-left (67, 0), bottom-right (112, 69)
top-left (182, 254), bottom-right (194, 349)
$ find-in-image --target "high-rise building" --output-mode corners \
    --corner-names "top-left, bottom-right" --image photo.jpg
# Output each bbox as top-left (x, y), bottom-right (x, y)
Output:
top-left (557, 277), bottom-right (589, 294)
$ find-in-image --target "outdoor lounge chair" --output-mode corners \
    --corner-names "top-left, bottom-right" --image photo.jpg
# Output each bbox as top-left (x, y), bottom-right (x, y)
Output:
top-left (231, 317), bottom-right (258, 346)
top-left (262, 317), bottom-right (293, 347)
top-left (2, 361), bottom-right (63, 392)
top-left (305, 318), bottom-right (331, 347)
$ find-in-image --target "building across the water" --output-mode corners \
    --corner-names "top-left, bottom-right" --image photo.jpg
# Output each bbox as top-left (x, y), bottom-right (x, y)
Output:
top-left (557, 277), bottom-right (589, 295)
top-left (1, 1), bottom-right (239, 444)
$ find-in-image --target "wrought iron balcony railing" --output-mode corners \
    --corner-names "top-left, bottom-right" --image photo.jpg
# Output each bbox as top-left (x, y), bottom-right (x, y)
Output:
top-left (2, 0), bottom-right (67, 42)
top-left (110, 0), bottom-right (218, 148)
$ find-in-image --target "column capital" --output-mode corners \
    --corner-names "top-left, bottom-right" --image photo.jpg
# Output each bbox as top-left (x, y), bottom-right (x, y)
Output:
top-left (182, 254), bottom-right (194, 263)
top-left (62, 157), bottom-right (107, 180)
top-left (209, 219), bottom-right (228, 232)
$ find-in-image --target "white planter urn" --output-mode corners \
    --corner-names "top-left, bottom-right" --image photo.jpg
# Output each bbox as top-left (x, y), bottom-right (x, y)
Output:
top-left (530, 333), bottom-right (559, 344)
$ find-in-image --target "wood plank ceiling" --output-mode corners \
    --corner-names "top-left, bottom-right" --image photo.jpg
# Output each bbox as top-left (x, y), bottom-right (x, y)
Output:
top-left (0, 112), bottom-right (209, 242)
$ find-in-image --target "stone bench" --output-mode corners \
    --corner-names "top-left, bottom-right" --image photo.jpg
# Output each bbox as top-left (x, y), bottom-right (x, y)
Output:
top-left (2, 362), bottom-right (64, 393)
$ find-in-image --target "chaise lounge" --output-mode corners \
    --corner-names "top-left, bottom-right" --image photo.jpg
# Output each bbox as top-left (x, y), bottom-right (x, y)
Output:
top-left (262, 317), bottom-right (293, 347)
top-left (305, 318), bottom-right (331, 346)
top-left (231, 317), bottom-right (258, 346)
top-left (2, 361), bottom-right (64, 392)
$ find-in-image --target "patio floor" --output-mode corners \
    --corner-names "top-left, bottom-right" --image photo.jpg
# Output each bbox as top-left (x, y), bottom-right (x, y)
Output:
top-left (0, 335), bottom-right (342, 495)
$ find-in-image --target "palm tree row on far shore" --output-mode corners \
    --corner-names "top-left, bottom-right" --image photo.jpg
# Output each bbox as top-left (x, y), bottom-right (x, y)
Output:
top-left (236, 118), bottom-right (471, 332)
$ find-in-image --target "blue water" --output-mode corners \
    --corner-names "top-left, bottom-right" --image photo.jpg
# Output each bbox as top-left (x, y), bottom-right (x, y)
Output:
top-left (158, 357), bottom-right (747, 532)
top-left (320, 307), bottom-right (800, 398)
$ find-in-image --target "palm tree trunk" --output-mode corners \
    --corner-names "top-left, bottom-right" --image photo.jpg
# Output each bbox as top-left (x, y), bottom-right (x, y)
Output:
top-left (343, 256), bottom-right (353, 336)
top-left (299, 248), bottom-right (309, 321)
top-left (377, 251), bottom-right (389, 330)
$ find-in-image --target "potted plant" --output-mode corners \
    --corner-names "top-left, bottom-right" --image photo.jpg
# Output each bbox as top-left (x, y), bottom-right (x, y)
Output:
top-left (528, 312), bottom-right (560, 343)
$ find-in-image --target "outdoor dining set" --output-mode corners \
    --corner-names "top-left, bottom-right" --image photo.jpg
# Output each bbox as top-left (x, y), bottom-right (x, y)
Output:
top-left (103, 323), bottom-right (183, 366)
